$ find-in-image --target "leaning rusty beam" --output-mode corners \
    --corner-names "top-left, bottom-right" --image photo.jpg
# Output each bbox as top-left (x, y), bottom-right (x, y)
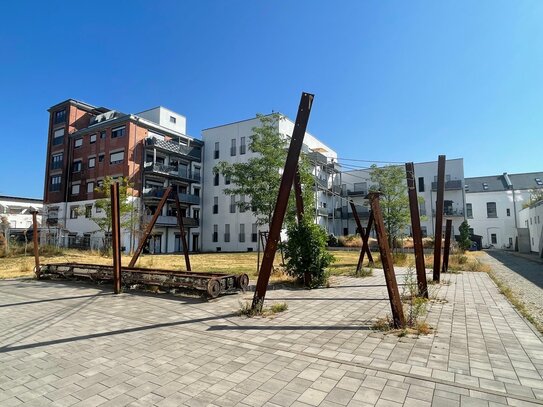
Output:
top-left (111, 182), bottom-right (122, 294)
top-left (368, 192), bottom-right (405, 329)
top-left (433, 155), bottom-right (446, 282)
top-left (31, 209), bottom-right (40, 278)
top-left (442, 219), bottom-right (452, 273)
top-left (129, 186), bottom-right (173, 268)
top-left (294, 167), bottom-right (311, 286)
top-left (350, 202), bottom-right (374, 272)
top-left (252, 92), bottom-right (314, 311)
top-left (405, 162), bottom-right (428, 298)
top-left (174, 191), bottom-right (192, 271)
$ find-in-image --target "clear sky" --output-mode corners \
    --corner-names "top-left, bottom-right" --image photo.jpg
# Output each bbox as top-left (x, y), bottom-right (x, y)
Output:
top-left (1, 1), bottom-right (542, 199)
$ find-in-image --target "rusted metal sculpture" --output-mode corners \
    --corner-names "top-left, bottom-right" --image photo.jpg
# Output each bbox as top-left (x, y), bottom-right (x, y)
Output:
top-left (405, 162), bottom-right (428, 298)
top-left (367, 192), bottom-right (405, 329)
top-left (111, 182), bottom-right (122, 294)
top-left (349, 202), bottom-right (374, 273)
top-left (442, 219), bottom-right (452, 273)
top-left (252, 92), bottom-right (314, 311)
top-left (433, 155), bottom-right (446, 282)
top-left (30, 209), bottom-right (40, 278)
top-left (173, 188), bottom-right (191, 272)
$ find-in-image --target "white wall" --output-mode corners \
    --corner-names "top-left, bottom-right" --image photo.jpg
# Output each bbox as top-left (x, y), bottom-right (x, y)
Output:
top-left (137, 107), bottom-right (187, 134)
top-left (518, 201), bottom-right (543, 254)
top-left (0, 197), bottom-right (43, 230)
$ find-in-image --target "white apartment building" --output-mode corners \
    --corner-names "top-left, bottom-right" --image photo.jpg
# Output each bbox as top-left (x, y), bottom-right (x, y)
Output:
top-left (201, 114), bottom-right (337, 252)
top-left (336, 158), bottom-right (466, 238)
top-left (465, 172), bottom-right (543, 250)
top-left (0, 196), bottom-right (43, 240)
top-left (518, 200), bottom-right (543, 255)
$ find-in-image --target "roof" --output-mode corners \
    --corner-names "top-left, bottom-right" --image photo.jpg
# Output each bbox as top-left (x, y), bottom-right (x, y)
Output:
top-left (465, 172), bottom-right (543, 193)
top-left (0, 195), bottom-right (43, 204)
top-left (48, 99), bottom-right (110, 114)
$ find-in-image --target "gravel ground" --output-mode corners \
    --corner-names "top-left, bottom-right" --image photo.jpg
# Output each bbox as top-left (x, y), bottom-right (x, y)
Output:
top-left (479, 249), bottom-right (543, 332)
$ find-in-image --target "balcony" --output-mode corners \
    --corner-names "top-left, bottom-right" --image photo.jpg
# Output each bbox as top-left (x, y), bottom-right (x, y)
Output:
top-left (317, 207), bottom-right (329, 217)
top-left (144, 215), bottom-right (199, 228)
top-left (145, 137), bottom-right (201, 161)
top-left (142, 188), bottom-right (200, 205)
top-left (144, 162), bottom-right (201, 182)
top-left (337, 205), bottom-right (370, 219)
top-left (432, 209), bottom-right (464, 217)
top-left (315, 177), bottom-right (328, 188)
top-left (431, 180), bottom-right (463, 191)
top-left (346, 189), bottom-right (367, 197)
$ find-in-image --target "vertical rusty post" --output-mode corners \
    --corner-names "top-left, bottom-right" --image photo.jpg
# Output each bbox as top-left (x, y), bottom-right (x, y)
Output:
top-left (368, 192), bottom-right (405, 329)
top-left (31, 209), bottom-right (40, 278)
top-left (111, 182), bottom-right (122, 294)
top-left (350, 202), bottom-right (374, 272)
top-left (252, 92), bottom-right (314, 311)
top-left (174, 190), bottom-right (191, 271)
top-left (442, 219), bottom-right (452, 273)
top-left (405, 162), bottom-right (428, 298)
top-left (433, 155), bottom-right (446, 282)
top-left (129, 186), bottom-right (172, 267)
top-left (294, 167), bottom-right (311, 286)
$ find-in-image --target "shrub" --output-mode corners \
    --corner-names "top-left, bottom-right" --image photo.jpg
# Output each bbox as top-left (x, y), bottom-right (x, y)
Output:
top-left (458, 220), bottom-right (472, 252)
top-left (283, 217), bottom-right (335, 288)
top-left (327, 234), bottom-right (339, 247)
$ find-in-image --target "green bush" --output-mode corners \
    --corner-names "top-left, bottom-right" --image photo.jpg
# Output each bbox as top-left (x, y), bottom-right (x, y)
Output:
top-left (458, 220), bottom-right (472, 252)
top-left (283, 217), bottom-right (335, 288)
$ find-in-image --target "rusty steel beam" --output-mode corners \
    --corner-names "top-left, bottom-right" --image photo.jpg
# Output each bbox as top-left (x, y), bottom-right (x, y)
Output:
top-left (433, 155), bottom-right (446, 282)
top-left (368, 192), bottom-right (405, 329)
top-left (129, 186), bottom-right (173, 268)
top-left (31, 209), bottom-right (40, 278)
top-left (442, 219), bottom-right (452, 273)
top-left (405, 162), bottom-right (428, 298)
top-left (111, 182), bottom-right (122, 294)
top-left (252, 92), bottom-right (314, 311)
top-left (174, 190), bottom-right (192, 271)
top-left (350, 202), bottom-right (374, 272)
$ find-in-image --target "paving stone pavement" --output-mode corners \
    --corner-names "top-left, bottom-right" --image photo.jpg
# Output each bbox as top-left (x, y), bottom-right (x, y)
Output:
top-left (1, 265), bottom-right (542, 406)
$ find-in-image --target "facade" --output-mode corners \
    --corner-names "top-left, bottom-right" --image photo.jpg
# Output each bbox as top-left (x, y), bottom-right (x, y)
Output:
top-left (43, 99), bottom-right (202, 252)
top-left (200, 115), bottom-right (338, 252)
top-left (0, 196), bottom-right (43, 240)
top-left (518, 200), bottom-right (543, 255)
top-left (465, 172), bottom-right (543, 249)
top-left (336, 158), bottom-right (466, 238)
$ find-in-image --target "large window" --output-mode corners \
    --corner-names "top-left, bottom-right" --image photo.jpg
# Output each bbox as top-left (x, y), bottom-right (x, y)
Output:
top-left (88, 157), bottom-right (96, 168)
top-left (50, 175), bottom-right (61, 192)
top-left (240, 137), bottom-right (246, 155)
top-left (72, 161), bottom-right (82, 172)
top-left (212, 225), bottom-right (218, 242)
top-left (71, 183), bottom-right (80, 195)
top-left (213, 197), bottom-right (218, 214)
top-left (214, 172), bottom-right (219, 186)
top-left (54, 109), bottom-right (66, 124)
top-left (224, 224), bottom-right (230, 242)
top-left (52, 128), bottom-right (64, 146)
top-left (466, 203), bottom-right (473, 219)
top-left (418, 177), bottom-right (424, 192)
top-left (486, 202), bottom-right (497, 218)
top-left (70, 206), bottom-right (79, 219)
top-left (214, 142), bottom-right (219, 159)
top-left (252, 223), bottom-right (258, 242)
top-left (90, 134), bottom-right (97, 144)
top-left (74, 138), bottom-right (83, 149)
top-left (51, 153), bottom-right (63, 170)
top-left (85, 205), bottom-right (92, 218)
top-left (87, 181), bottom-right (94, 193)
top-left (110, 151), bottom-right (124, 164)
top-left (230, 196), bottom-right (236, 213)
top-left (230, 139), bottom-right (236, 156)
top-left (239, 224), bottom-right (245, 242)
top-left (111, 126), bottom-right (126, 138)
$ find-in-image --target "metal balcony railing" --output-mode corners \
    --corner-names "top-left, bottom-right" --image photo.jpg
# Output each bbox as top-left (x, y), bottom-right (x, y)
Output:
top-left (145, 137), bottom-right (201, 160)
top-left (142, 188), bottom-right (200, 205)
top-left (144, 163), bottom-right (201, 182)
top-left (143, 215), bottom-right (199, 227)
top-left (431, 180), bottom-right (462, 191)
top-left (432, 209), bottom-right (464, 217)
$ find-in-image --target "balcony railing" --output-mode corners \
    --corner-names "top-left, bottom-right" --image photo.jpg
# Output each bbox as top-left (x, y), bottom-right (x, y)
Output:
top-left (317, 207), bottom-right (329, 217)
top-left (144, 162), bottom-right (201, 182)
top-left (432, 209), bottom-right (464, 217)
top-left (431, 180), bottom-right (463, 191)
top-left (142, 188), bottom-right (200, 205)
top-left (346, 189), bottom-right (367, 196)
top-left (143, 215), bottom-right (199, 227)
top-left (145, 137), bottom-right (201, 160)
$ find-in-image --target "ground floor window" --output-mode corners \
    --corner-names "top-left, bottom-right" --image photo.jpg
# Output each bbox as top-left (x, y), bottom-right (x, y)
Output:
top-left (491, 233), bottom-right (497, 244)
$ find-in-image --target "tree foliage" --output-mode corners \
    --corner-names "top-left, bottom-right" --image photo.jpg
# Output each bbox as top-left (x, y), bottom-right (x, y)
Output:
top-left (458, 220), bottom-right (472, 252)
top-left (369, 164), bottom-right (410, 246)
top-left (283, 216), bottom-right (334, 288)
top-left (523, 187), bottom-right (543, 209)
top-left (214, 113), bottom-right (314, 228)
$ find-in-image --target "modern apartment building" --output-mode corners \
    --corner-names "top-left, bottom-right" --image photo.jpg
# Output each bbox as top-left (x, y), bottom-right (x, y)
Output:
top-left (465, 172), bottom-right (543, 249)
top-left (43, 99), bottom-right (202, 252)
top-left (336, 158), bottom-right (466, 238)
top-left (200, 114), bottom-right (338, 252)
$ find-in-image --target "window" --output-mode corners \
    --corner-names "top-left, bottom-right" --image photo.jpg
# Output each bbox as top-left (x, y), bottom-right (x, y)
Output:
top-left (509, 237), bottom-right (513, 246)
top-left (214, 142), bottom-right (219, 159)
top-left (111, 126), bottom-right (126, 138)
top-left (194, 166), bottom-right (201, 181)
top-left (213, 197), bottom-right (218, 214)
top-left (536, 178), bottom-right (543, 186)
top-left (252, 223), bottom-right (258, 242)
top-left (212, 224), bottom-right (218, 242)
top-left (110, 151), bottom-right (124, 164)
top-left (52, 128), bottom-right (64, 145)
top-left (421, 226), bottom-right (428, 237)
top-left (466, 203), bottom-right (473, 219)
top-left (194, 188), bottom-right (200, 197)
top-left (506, 208), bottom-right (511, 217)
top-left (98, 153), bottom-right (105, 163)
top-left (170, 116), bottom-right (176, 124)
top-left (230, 196), bottom-right (236, 213)
top-left (225, 174), bottom-right (231, 185)
top-left (231, 139), bottom-right (236, 156)
top-left (72, 161), bottom-right (82, 172)
top-left (50, 175), bottom-right (61, 192)
top-left (54, 109), bottom-right (66, 124)
top-left (224, 224), bottom-right (230, 242)
top-left (491, 234), bottom-right (497, 244)
top-left (418, 200), bottom-right (426, 216)
top-left (85, 205), bottom-right (92, 218)
top-left (418, 177), bottom-right (424, 192)
top-left (88, 157), bottom-right (96, 168)
top-left (100, 131), bottom-right (106, 139)
top-left (240, 137), bottom-right (246, 155)
top-left (71, 184), bottom-right (80, 195)
top-left (87, 181), bottom-right (94, 193)
top-left (486, 202), bottom-right (497, 218)
top-left (239, 224), bottom-right (245, 242)
top-left (482, 182), bottom-right (489, 190)
top-left (69, 206), bottom-right (79, 219)
top-left (239, 195), bottom-right (245, 213)
top-left (90, 134), bottom-right (97, 144)
top-left (51, 153), bottom-right (63, 170)
top-left (193, 209), bottom-right (199, 220)
top-left (74, 138), bottom-right (83, 149)
top-left (214, 172), bottom-right (219, 186)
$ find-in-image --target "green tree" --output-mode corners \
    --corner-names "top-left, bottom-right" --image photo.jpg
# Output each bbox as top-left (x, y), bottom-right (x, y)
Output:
top-left (458, 220), bottom-right (472, 252)
top-left (92, 176), bottom-right (138, 250)
top-left (369, 164), bottom-right (410, 247)
top-left (523, 187), bottom-right (543, 209)
top-left (283, 216), bottom-right (334, 288)
top-left (214, 113), bottom-right (314, 228)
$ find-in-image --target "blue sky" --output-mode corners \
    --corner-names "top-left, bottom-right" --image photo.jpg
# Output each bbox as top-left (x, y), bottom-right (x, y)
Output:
top-left (1, 1), bottom-right (542, 198)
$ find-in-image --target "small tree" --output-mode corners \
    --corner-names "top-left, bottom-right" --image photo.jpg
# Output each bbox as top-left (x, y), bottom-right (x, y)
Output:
top-left (214, 113), bottom-right (314, 229)
top-left (523, 187), bottom-right (543, 209)
top-left (458, 220), bottom-right (472, 252)
top-left (369, 164), bottom-right (410, 247)
top-left (282, 216), bottom-right (334, 288)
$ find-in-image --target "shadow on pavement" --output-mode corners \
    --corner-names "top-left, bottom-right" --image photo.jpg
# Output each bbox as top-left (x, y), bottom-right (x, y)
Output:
top-left (484, 250), bottom-right (543, 289)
